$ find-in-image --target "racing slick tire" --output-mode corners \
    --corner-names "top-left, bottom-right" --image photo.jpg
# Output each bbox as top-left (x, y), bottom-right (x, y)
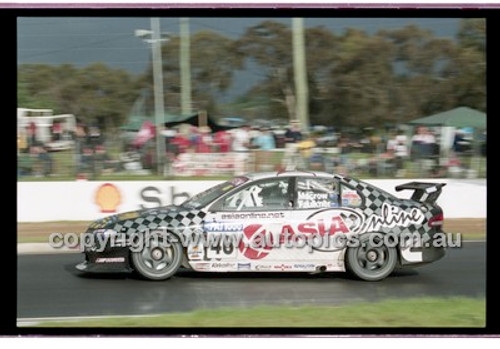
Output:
top-left (345, 233), bottom-right (397, 281)
top-left (131, 232), bottom-right (183, 281)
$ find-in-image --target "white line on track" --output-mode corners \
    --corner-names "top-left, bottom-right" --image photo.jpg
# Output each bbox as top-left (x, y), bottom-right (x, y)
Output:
top-left (17, 243), bottom-right (80, 255)
top-left (17, 314), bottom-right (166, 327)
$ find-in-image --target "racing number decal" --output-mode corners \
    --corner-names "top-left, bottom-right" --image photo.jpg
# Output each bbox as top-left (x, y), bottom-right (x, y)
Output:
top-left (205, 244), bottom-right (234, 258)
top-left (205, 239), bottom-right (237, 259)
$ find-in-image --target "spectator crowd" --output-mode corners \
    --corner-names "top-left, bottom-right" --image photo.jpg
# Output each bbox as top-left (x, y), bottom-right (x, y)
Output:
top-left (18, 117), bottom-right (484, 179)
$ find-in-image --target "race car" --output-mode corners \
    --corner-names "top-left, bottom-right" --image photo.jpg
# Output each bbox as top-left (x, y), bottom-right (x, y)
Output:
top-left (76, 171), bottom-right (446, 281)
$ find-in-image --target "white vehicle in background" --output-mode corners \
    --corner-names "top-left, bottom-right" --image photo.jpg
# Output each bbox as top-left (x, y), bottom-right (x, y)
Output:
top-left (17, 108), bottom-right (76, 151)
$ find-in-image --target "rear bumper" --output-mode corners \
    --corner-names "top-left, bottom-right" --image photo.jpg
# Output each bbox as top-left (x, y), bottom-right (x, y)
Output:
top-left (422, 245), bottom-right (446, 263)
top-left (400, 245), bottom-right (446, 267)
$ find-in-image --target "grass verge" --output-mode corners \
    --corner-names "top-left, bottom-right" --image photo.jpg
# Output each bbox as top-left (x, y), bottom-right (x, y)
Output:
top-left (17, 221), bottom-right (92, 243)
top-left (32, 297), bottom-right (485, 327)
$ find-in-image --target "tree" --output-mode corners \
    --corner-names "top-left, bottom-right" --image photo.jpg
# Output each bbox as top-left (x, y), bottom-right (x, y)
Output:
top-left (237, 20), bottom-right (485, 129)
top-left (379, 25), bottom-right (457, 121)
top-left (303, 26), bottom-right (340, 126)
top-left (17, 64), bottom-right (75, 112)
top-left (457, 18), bottom-right (485, 52)
top-left (318, 29), bottom-right (396, 128)
top-left (19, 20), bottom-right (486, 134)
top-left (237, 21), bottom-right (295, 121)
top-left (445, 19), bottom-right (486, 112)
top-left (140, 30), bottom-right (242, 117)
top-left (18, 63), bottom-right (141, 132)
top-left (73, 63), bottom-right (141, 130)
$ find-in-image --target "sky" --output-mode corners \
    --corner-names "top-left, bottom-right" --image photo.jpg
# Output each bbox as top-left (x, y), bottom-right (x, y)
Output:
top-left (17, 17), bottom-right (461, 102)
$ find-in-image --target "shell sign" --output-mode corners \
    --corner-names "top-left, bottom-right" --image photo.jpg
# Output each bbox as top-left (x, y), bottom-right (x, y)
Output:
top-left (95, 183), bottom-right (122, 213)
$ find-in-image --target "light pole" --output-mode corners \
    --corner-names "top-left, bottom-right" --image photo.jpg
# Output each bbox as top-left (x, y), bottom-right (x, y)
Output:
top-left (292, 17), bottom-right (309, 133)
top-left (135, 18), bottom-right (168, 175)
top-left (179, 17), bottom-right (192, 115)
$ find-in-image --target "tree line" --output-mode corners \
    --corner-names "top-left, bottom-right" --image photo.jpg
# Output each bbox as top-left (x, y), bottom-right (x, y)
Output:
top-left (18, 18), bottom-right (485, 132)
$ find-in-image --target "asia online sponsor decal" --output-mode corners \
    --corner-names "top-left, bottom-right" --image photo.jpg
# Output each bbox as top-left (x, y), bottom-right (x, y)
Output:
top-left (238, 224), bottom-right (273, 260)
top-left (236, 209), bottom-right (360, 257)
top-left (220, 212), bottom-right (285, 220)
top-left (364, 203), bottom-right (425, 231)
top-left (306, 203), bottom-right (425, 235)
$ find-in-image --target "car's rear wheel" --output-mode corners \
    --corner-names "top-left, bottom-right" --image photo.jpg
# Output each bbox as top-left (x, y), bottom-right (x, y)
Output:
top-left (345, 233), bottom-right (397, 281)
top-left (131, 232), bottom-right (182, 281)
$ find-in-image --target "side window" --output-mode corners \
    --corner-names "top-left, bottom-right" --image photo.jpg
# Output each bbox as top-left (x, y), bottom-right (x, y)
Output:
top-left (340, 183), bottom-right (363, 208)
top-left (296, 177), bottom-right (339, 209)
top-left (221, 178), bottom-right (290, 211)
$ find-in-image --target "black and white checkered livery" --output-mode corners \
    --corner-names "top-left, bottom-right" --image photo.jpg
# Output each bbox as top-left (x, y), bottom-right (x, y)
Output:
top-left (78, 171), bottom-right (446, 281)
top-left (89, 207), bottom-right (206, 236)
top-left (341, 176), bottom-right (442, 236)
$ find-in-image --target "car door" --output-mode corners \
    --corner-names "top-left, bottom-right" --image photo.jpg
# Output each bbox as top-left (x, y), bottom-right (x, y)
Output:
top-left (204, 177), bottom-right (293, 269)
top-left (282, 176), bottom-right (348, 270)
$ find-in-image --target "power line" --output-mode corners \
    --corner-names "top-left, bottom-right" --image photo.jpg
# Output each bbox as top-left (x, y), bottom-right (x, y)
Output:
top-left (18, 61), bottom-right (149, 65)
top-left (20, 47), bottom-right (146, 52)
top-left (189, 19), bottom-right (246, 37)
top-left (18, 32), bottom-right (141, 38)
top-left (19, 34), bottom-right (133, 59)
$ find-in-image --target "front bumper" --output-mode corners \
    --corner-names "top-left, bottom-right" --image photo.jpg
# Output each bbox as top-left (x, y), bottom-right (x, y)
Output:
top-left (76, 247), bottom-right (132, 273)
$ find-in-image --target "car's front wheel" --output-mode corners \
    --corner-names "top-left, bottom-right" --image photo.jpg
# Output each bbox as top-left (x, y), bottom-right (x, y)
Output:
top-left (345, 233), bottom-right (397, 281)
top-left (131, 232), bottom-right (183, 281)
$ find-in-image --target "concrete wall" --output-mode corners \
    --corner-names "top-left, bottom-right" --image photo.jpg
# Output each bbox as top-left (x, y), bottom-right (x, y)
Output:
top-left (18, 179), bottom-right (486, 222)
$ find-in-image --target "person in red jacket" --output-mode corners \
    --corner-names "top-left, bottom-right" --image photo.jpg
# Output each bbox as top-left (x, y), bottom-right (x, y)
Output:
top-left (197, 126), bottom-right (213, 153)
top-left (213, 130), bottom-right (231, 152)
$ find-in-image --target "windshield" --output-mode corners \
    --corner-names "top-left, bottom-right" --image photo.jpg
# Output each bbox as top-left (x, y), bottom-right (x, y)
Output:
top-left (181, 176), bottom-right (249, 209)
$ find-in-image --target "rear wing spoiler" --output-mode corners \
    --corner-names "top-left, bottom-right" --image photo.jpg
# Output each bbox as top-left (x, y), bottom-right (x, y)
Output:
top-left (395, 182), bottom-right (446, 204)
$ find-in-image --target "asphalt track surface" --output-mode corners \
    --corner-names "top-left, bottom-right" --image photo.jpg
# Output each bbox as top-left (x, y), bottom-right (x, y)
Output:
top-left (17, 242), bottom-right (485, 319)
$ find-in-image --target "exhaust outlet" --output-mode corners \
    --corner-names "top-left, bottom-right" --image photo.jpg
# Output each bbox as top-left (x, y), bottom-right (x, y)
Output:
top-left (311, 265), bottom-right (327, 274)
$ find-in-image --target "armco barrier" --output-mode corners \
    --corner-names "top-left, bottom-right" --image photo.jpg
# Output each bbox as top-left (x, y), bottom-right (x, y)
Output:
top-left (17, 179), bottom-right (485, 222)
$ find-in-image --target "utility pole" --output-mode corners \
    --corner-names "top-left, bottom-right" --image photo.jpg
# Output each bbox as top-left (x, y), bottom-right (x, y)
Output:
top-left (151, 18), bottom-right (166, 175)
top-left (180, 17), bottom-right (192, 115)
top-left (292, 17), bottom-right (309, 133)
